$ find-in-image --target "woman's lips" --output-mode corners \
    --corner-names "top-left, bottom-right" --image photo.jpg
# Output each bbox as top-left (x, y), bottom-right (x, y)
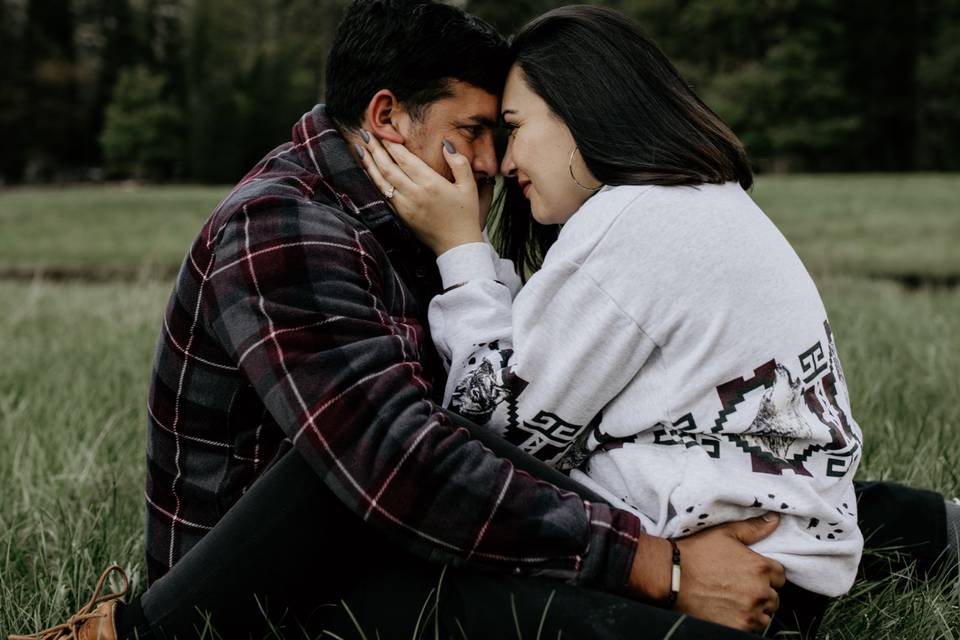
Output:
top-left (522, 183), bottom-right (532, 198)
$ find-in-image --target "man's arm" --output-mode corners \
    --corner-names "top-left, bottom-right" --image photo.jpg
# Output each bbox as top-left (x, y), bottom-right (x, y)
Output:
top-left (204, 198), bottom-right (784, 633)
top-left (203, 197), bottom-right (641, 593)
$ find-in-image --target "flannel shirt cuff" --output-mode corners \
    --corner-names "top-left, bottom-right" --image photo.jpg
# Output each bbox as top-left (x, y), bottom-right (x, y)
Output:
top-left (436, 242), bottom-right (498, 290)
top-left (578, 501), bottom-right (645, 594)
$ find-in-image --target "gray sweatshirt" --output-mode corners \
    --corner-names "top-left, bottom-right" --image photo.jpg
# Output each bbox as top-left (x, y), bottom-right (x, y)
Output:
top-left (428, 182), bottom-right (863, 597)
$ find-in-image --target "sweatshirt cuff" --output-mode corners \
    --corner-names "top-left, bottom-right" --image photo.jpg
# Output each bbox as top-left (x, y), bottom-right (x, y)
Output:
top-left (436, 242), bottom-right (498, 290)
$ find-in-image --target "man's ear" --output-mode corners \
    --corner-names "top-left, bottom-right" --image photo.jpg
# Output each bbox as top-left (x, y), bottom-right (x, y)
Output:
top-left (364, 89), bottom-right (406, 144)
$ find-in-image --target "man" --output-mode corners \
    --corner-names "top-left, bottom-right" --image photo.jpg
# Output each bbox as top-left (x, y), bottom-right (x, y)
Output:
top-left (11, 1), bottom-right (956, 639)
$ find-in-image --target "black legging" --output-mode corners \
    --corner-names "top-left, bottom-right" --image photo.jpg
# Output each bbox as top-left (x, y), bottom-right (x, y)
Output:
top-left (138, 411), bottom-right (948, 639)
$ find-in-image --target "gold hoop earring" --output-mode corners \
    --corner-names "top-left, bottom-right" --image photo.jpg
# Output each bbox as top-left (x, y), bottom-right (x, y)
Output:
top-left (568, 147), bottom-right (602, 192)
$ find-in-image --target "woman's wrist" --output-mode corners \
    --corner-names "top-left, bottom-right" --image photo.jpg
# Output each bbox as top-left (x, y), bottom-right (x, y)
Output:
top-left (432, 230), bottom-right (484, 256)
top-left (435, 240), bottom-right (498, 289)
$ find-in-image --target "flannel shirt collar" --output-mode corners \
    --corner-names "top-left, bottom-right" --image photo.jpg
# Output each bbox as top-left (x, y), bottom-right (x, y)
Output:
top-left (291, 104), bottom-right (412, 241)
top-left (290, 105), bottom-right (443, 326)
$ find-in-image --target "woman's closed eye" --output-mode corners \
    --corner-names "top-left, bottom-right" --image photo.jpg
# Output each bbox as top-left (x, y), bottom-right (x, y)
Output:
top-left (501, 121), bottom-right (519, 137)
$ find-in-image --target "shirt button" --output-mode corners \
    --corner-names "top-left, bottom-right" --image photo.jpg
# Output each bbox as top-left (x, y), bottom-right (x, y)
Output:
top-left (513, 567), bottom-right (522, 575)
top-left (415, 266), bottom-right (426, 278)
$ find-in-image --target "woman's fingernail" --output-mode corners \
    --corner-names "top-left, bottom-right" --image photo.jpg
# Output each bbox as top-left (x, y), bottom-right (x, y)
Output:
top-left (360, 129), bottom-right (371, 143)
top-left (762, 512), bottom-right (778, 522)
top-left (442, 139), bottom-right (456, 154)
top-left (354, 143), bottom-right (365, 159)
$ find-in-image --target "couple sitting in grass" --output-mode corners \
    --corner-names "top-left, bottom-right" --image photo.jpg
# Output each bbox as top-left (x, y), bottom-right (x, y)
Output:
top-left (12, 2), bottom-right (958, 640)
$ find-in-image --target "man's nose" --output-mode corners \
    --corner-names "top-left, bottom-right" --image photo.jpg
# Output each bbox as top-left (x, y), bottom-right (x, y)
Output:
top-left (500, 141), bottom-right (516, 178)
top-left (471, 133), bottom-right (498, 179)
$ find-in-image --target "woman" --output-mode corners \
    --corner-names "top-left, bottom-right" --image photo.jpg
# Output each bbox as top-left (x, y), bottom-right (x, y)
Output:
top-left (358, 5), bottom-right (863, 636)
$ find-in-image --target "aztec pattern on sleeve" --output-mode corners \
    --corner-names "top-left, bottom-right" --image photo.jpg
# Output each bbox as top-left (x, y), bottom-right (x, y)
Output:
top-left (450, 346), bottom-right (600, 473)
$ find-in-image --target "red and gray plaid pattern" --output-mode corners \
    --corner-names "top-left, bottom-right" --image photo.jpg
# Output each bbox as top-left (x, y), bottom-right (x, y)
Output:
top-left (145, 105), bottom-right (643, 593)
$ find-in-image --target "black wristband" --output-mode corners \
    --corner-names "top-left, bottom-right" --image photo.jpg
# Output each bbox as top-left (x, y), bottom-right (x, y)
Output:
top-left (665, 538), bottom-right (681, 609)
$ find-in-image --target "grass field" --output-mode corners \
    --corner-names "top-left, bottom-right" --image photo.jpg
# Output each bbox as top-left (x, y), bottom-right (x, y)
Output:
top-left (0, 184), bottom-right (226, 280)
top-left (0, 176), bottom-right (958, 638)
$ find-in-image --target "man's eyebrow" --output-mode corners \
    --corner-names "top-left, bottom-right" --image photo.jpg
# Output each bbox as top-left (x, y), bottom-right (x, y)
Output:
top-left (457, 115), bottom-right (498, 129)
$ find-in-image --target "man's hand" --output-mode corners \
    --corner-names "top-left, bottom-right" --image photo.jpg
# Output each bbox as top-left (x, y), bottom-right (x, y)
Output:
top-left (627, 513), bottom-right (785, 633)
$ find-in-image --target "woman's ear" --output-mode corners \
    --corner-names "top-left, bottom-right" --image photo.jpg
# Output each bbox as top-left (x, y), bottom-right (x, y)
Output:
top-left (364, 89), bottom-right (406, 144)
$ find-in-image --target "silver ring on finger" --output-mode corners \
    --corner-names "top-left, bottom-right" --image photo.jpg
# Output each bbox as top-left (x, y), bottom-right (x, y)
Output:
top-left (384, 185), bottom-right (396, 199)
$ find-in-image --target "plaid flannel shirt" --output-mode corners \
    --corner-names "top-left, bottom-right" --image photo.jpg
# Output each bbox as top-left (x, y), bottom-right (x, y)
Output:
top-left (145, 105), bottom-right (643, 592)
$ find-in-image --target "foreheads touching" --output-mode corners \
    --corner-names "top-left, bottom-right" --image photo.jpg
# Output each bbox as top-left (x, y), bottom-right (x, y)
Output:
top-left (325, 0), bottom-right (509, 179)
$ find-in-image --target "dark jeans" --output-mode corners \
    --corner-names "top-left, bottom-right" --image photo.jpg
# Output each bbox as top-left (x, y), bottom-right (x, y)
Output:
top-left (140, 411), bottom-right (948, 640)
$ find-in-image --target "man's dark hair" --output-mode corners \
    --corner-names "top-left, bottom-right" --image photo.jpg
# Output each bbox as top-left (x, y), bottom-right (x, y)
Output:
top-left (325, 0), bottom-right (510, 130)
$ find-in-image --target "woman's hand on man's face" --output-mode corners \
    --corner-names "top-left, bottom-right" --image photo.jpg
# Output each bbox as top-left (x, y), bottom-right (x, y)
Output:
top-left (358, 132), bottom-right (485, 256)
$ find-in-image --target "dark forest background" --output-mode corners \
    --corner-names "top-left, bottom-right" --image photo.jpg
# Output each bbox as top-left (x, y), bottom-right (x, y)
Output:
top-left (2, 0), bottom-right (959, 184)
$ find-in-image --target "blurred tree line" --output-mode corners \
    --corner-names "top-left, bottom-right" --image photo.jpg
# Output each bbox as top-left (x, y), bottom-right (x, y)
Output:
top-left (1, 0), bottom-right (959, 183)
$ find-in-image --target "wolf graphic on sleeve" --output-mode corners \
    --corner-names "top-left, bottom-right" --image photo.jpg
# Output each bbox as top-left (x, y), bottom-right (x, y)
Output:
top-left (449, 342), bottom-right (514, 425)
